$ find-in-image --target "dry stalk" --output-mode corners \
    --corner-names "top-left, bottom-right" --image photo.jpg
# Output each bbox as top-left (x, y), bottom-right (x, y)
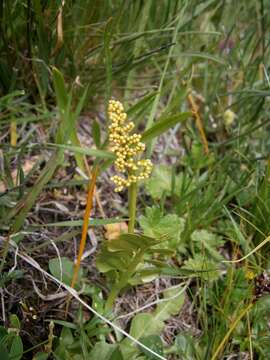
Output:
top-left (187, 92), bottom-right (209, 155)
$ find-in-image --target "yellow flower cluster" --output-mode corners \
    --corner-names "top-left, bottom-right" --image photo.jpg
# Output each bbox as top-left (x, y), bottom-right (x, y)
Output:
top-left (108, 99), bottom-right (153, 192)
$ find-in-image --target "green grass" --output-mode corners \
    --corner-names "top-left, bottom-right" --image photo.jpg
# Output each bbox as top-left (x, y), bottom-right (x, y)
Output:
top-left (0, 0), bottom-right (270, 359)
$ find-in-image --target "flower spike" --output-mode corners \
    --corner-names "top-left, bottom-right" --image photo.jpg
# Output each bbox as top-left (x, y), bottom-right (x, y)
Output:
top-left (108, 99), bottom-right (153, 192)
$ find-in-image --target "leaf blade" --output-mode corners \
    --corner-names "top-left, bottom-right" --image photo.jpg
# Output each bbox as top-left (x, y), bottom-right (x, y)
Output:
top-left (141, 112), bottom-right (190, 143)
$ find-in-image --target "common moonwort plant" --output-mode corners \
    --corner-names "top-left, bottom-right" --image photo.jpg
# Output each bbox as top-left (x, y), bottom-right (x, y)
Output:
top-left (108, 99), bottom-right (153, 233)
top-left (97, 100), bottom-right (189, 309)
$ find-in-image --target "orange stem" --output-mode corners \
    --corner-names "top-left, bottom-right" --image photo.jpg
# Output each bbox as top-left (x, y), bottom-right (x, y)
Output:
top-left (65, 165), bottom-right (99, 315)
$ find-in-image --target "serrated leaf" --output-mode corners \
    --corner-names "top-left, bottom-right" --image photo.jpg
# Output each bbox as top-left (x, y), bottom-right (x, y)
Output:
top-left (139, 206), bottom-right (185, 250)
top-left (183, 254), bottom-right (220, 281)
top-left (191, 229), bottom-right (224, 261)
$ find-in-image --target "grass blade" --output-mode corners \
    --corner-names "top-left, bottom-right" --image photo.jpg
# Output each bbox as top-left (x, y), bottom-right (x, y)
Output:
top-left (141, 112), bottom-right (190, 143)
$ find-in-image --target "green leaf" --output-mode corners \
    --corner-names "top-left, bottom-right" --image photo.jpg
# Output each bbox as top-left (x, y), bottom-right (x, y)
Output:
top-left (191, 229), bottom-right (224, 261)
top-left (0, 325), bottom-right (8, 340)
top-left (59, 327), bottom-right (74, 347)
top-left (109, 347), bottom-right (124, 360)
top-left (96, 246), bottom-right (132, 273)
top-left (97, 233), bottom-right (162, 274)
top-left (0, 346), bottom-right (9, 360)
top-left (128, 286), bottom-right (185, 339)
top-left (139, 206), bottom-right (185, 250)
top-left (46, 143), bottom-right (115, 159)
top-left (52, 67), bottom-right (87, 172)
top-left (89, 341), bottom-right (118, 359)
top-left (154, 286), bottom-right (185, 322)
top-left (104, 19), bottom-right (113, 104)
top-left (126, 91), bottom-right (158, 119)
top-left (118, 233), bottom-right (155, 244)
top-left (139, 335), bottom-right (164, 360)
top-left (182, 254), bottom-right (220, 281)
top-left (179, 51), bottom-right (226, 64)
top-left (145, 165), bottom-right (191, 200)
top-left (52, 67), bottom-right (68, 112)
top-left (32, 353), bottom-right (49, 360)
top-left (173, 333), bottom-right (197, 359)
top-left (42, 218), bottom-right (127, 227)
top-left (9, 335), bottom-right (23, 360)
top-left (130, 314), bottom-right (164, 339)
top-left (92, 120), bottom-right (101, 148)
top-left (51, 320), bottom-right (77, 329)
top-left (6, 150), bottom-right (64, 233)
top-left (9, 314), bottom-right (20, 331)
top-left (49, 257), bottom-right (83, 289)
top-left (54, 327), bottom-right (75, 360)
top-left (141, 112), bottom-right (190, 143)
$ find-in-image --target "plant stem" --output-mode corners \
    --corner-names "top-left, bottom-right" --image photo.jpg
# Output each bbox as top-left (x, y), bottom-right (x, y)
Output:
top-left (105, 249), bottom-right (144, 310)
top-left (128, 182), bottom-right (137, 234)
top-left (105, 183), bottom-right (138, 310)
